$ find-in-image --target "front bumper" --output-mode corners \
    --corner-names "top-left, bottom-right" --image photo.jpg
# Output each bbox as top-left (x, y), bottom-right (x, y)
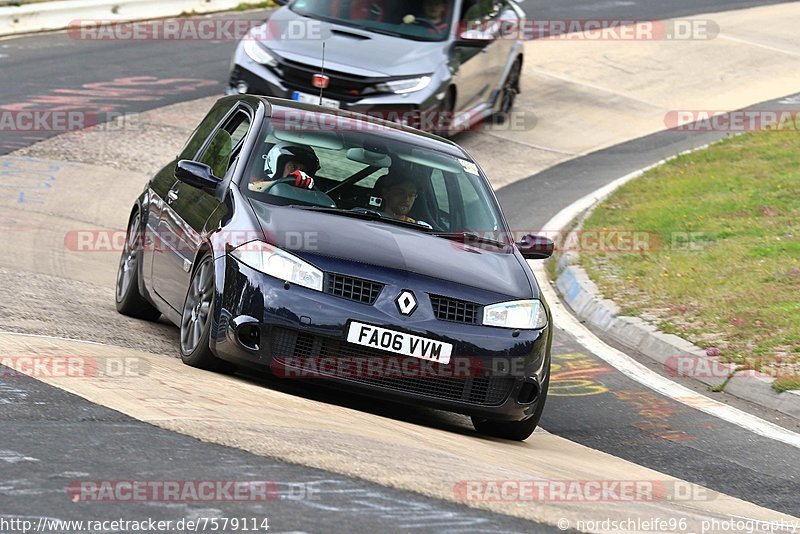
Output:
top-left (226, 46), bottom-right (445, 125)
top-left (212, 256), bottom-right (551, 422)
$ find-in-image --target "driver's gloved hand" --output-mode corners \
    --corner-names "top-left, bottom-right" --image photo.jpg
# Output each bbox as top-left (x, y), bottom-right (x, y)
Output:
top-left (289, 170), bottom-right (315, 190)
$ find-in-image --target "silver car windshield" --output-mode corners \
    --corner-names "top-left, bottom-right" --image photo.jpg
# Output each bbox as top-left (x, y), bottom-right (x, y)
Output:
top-left (243, 108), bottom-right (508, 241)
top-left (290, 0), bottom-right (454, 42)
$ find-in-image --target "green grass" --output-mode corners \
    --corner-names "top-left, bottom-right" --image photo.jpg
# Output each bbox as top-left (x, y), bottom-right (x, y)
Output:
top-left (773, 377), bottom-right (800, 393)
top-left (232, 1), bottom-right (275, 11)
top-left (579, 131), bottom-right (800, 392)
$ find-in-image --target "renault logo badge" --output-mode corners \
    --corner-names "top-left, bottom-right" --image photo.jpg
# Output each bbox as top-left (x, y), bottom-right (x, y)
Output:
top-left (396, 291), bottom-right (417, 316)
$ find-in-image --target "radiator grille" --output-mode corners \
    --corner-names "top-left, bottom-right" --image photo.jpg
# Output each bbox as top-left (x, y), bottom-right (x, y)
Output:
top-left (324, 273), bottom-right (384, 305)
top-left (430, 295), bottom-right (481, 324)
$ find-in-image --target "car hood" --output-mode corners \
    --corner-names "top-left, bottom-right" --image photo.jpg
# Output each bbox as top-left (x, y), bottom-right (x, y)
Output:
top-left (249, 203), bottom-right (533, 299)
top-left (256, 8), bottom-right (445, 78)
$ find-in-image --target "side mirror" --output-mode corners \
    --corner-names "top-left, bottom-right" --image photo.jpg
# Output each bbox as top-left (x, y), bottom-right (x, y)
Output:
top-left (516, 234), bottom-right (554, 260)
top-left (175, 160), bottom-right (221, 190)
top-left (456, 21), bottom-right (497, 47)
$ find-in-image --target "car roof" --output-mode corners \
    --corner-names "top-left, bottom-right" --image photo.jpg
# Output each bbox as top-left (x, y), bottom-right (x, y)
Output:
top-left (243, 96), bottom-right (469, 158)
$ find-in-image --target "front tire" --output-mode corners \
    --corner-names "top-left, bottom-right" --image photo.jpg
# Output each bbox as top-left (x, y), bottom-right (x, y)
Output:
top-left (116, 211), bottom-right (161, 321)
top-left (472, 373), bottom-right (549, 441)
top-left (494, 58), bottom-right (522, 124)
top-left (180, 254), bottom-right (233, 372)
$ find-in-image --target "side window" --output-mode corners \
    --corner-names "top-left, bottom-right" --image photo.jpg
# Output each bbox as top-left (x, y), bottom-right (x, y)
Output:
top-left (178, 102), bottom-right (234, 161)
top-left (198, 110), bottom-right (251, 179)
top-left (462, 0), bottom-right (503, 22)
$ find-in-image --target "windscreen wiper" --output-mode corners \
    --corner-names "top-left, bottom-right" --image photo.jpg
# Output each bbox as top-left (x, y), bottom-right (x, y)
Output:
top-left (433, 231), bottom-right (508, 249)
top-left (290, 206), bottom-right (431, 231)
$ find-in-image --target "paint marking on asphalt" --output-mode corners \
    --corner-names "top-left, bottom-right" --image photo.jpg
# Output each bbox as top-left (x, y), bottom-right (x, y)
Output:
top-left (0, 450), bottom-right (39, 463)
top-left (532, 161), bottom-right (800, 450)
top-left (717, 34), bottom-right (800, 58)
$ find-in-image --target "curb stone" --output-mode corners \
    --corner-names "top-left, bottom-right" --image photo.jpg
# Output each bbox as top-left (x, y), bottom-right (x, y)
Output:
top-left (0, 0), bottom-right (267, 37)
top-left (548, 165), bottom-right (800, 421)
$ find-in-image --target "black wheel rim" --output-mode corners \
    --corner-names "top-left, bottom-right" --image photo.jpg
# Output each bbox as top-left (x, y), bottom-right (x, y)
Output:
top-left (116, 214), bottom-right (140, 302)
top-left (180, 258), bottom-right (214, 354)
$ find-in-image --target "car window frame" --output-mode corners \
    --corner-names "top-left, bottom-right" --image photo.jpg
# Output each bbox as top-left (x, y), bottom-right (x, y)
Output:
top-left (195, 104), bottom-right (254, 174)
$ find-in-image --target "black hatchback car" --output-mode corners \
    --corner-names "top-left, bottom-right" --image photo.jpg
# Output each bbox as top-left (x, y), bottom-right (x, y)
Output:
top-left (226, 0), bottom-right (525, 135)
top-left (116, 96), bottom-right (553, 440)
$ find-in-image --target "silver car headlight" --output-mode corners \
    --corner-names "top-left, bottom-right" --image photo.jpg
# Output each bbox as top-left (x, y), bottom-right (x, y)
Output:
top-left (483, 300), bottom-right (548, 330)
top-left (375, 76), bottom-right (432, 94)
top-left (231, 241), bottom-right (323, 291)
top-left (243, 39), bottom-right (278, 67)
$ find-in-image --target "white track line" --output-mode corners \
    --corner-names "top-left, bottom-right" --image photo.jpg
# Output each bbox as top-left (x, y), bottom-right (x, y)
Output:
top-left (534, 161), bottom-right (800, 450)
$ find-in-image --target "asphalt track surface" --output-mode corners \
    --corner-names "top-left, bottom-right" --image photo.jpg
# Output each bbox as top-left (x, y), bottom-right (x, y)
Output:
top-left (1, 0), bottom-right (799, 530)
top-left (0, 0), bottom-right (796, 154)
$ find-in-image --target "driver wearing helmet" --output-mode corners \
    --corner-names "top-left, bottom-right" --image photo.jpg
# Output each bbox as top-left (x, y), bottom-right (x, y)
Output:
top-left (249, 142), bottom-right (320, 193)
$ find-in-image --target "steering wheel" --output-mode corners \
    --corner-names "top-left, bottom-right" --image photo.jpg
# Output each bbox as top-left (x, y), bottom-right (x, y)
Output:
top-left (258, 177), bottom-right (310, 194)
top-left (412, 18), bottom-right (441, 31)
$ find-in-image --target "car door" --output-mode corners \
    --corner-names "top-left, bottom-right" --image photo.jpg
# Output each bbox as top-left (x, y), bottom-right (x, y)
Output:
top-left (452, 0), bottom-right (515, 118)
top-left (151, 104), bottom-right (253, 310)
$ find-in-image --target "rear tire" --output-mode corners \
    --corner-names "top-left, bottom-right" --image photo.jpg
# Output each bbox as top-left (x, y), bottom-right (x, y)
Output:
top-left (472, 373), bottom-right (549, 441)
top-left (115, 211), bottom-right (161, 321)
top-left (180, 254), bottom-right (235, 373)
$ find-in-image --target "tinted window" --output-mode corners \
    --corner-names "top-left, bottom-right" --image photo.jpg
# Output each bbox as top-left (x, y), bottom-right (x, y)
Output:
top-left (197, 110), bottom-right (251, 178)
top-left (178, 102), bottom-right (233, 161)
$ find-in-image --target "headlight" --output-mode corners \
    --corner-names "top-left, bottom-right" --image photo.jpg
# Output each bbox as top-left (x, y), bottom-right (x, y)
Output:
top-left (231, 241), bottom-right (323, 291)
top-left (243, 40), bottom-right (278, 67)
top-left (375, 76), bottom-right (432, 94)
top-left (483, 300), bottom-right (548, 330)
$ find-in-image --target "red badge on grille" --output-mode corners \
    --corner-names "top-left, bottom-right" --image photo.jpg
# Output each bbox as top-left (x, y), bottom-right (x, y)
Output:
top-left (312, 74), bottom-right (330, 89)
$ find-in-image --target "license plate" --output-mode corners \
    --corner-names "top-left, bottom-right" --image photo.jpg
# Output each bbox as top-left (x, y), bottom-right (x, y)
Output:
top-left (346, 322), bottom-right (452, 365)
top-left (292, 90), bottom-right (341, 109)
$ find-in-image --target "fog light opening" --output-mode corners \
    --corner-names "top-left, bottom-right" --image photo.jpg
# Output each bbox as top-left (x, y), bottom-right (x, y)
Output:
top-left (236, 323), bottom-right (261, 351)
top-left (236, 81), bottom-right (249, 94)
top-left (518, 380), bottom-right (540, 405)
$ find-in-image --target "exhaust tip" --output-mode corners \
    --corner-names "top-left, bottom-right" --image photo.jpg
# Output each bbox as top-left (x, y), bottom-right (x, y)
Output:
top-left (232, 317), bottom-right (261, 352)
top-left (518, 379), bottom-right (540, 405)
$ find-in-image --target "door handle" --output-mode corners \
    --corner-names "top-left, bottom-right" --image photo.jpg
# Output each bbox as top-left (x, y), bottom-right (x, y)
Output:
top-left (167, 190), bottom-right (179, 204)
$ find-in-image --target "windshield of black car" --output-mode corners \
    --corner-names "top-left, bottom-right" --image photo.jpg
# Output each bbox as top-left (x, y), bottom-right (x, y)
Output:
top-left (290, 0), bottom-right (454, 42)
top-left (241, 108), bottom-right (509, 244)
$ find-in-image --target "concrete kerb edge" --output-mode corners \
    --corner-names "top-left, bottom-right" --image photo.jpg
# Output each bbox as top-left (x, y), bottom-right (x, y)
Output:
top-left (0, 0), bottom-right (270, 38)
top-left (545, 142), bottom-right (800, 420)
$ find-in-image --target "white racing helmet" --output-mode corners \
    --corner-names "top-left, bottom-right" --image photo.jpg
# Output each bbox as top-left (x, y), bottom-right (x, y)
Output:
top-left (263, 142), bottom-right (320, 180)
